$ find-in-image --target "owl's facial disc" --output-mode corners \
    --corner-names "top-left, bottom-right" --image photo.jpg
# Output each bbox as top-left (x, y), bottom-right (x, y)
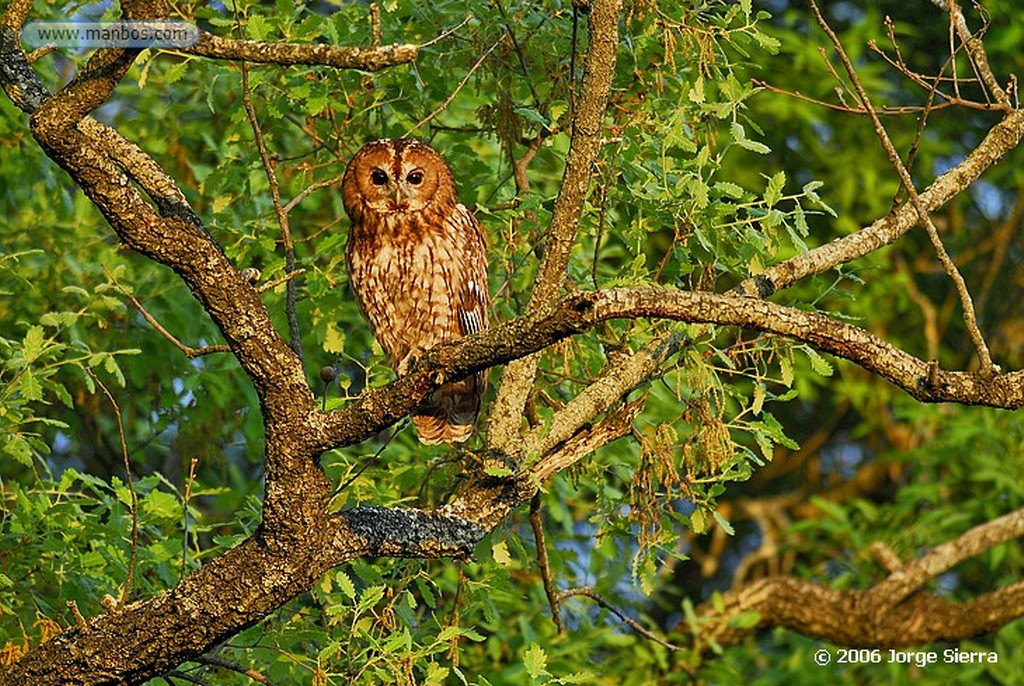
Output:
top-left (365, 165), bottom-right (430, 212)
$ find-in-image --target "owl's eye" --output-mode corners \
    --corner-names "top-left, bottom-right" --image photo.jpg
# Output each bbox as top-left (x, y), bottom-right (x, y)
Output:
top-left (406, 171), bottom-right (424, 185)
top-left (370, 169), bottom-right (389, 186)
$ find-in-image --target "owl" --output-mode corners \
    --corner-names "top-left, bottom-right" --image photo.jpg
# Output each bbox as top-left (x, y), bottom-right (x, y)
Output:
top-left (342, 139), bottom-right (490, 444)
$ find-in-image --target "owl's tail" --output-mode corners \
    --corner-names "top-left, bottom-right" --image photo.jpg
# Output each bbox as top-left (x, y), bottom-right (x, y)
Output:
top-left (412, 374), bottom-right (484, 444)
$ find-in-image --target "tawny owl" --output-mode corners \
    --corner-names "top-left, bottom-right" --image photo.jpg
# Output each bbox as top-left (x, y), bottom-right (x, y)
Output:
top-left (342, 138), bottom-right (490, 444)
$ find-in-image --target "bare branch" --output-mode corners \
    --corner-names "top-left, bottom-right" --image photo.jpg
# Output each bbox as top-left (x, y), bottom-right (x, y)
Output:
top-left (529, 496), bottom-right (563, 632)
top-left (869, 507), bottom-right (1024, 608)
top-left (87, 371), bottom-right (139, 602)
top-left (809, 0), bottom-right (997, 375)
top-left (556, 587), bottom-right (687, 653)
top-left (931, 0), bottom-right (1010, 106)
top-left (692, 508), bottom-right (1024, 651)
top-left (121, 288), bottom-right (231, 359)
top-left (239, 56), bottom-right (304, 364)
top-left (403, 33), bottom-right (505, 138)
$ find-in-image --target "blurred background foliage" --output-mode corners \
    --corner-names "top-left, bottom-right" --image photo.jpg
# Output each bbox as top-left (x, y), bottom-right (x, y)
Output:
top-left (2, 0), bottom-right (1023, 683)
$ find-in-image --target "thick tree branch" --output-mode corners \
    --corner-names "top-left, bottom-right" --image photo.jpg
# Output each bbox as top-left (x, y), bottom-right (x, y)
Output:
top-left (691, 507), bottom-right (1024, 651)
top-left (316, 287), bottom-right (1023, 456)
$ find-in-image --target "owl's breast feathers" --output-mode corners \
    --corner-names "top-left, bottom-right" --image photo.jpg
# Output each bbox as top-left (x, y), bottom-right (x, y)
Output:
top-left (345, 200), bottom-right (489, 444)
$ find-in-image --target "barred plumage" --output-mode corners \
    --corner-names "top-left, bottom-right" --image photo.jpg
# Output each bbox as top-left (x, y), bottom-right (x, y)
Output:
top-left (342, 139), bottom-right (489, 444)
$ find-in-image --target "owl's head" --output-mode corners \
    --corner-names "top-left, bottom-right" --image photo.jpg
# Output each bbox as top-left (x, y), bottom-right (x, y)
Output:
top-left (342, 139), bottom-right (458, 220)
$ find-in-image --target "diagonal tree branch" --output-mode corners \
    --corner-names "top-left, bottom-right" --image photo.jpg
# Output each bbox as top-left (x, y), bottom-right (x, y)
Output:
top-left (733, 108), bottom-right (1024, 299)
top-left (809, 0), bottom-right (997, 375)
top-left (521, 331), bottom-right (683, 460)
top-left (487, 0), bottom-right (621, 453)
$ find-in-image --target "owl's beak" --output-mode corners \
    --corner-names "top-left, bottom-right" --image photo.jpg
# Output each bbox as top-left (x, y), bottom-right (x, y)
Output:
top-left (388, 184), bottom-right (405, 206)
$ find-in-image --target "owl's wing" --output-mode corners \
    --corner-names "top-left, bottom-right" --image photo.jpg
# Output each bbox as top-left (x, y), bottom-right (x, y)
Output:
top-left (452, 204), bottom-right (490, 338)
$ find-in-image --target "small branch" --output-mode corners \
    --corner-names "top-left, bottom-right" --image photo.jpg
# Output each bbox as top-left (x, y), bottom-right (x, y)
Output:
top-left (87, 370), bottom-right (138, 602)
top-left (192, 655), bottom-right (277, 685)
top-left (932, 0), bottom-right (1010, 107)
top-left (281, 175), bottom-right (344, 215)
top-left (531, 397), bottom-right (645, 482)
top-left (186, 32), bottom-right (417, 71)
top-left (121, 288), bottom-right (230, 358)
top-left (66, 600), bottom-right (89, 633)
top-left (256, 269), bottom-right (307, 294)
top-left (180, 456), bottom-right (199, 583)
top-left (369, 3), bottom-right (382, 48)
top-left (417, 14), bottom-right (475, 50)
top-left (529, 496), bottom-right (563, 632)
top-left (239, 55), bottom-right (304, 365)
top-left (810, 1), bottom-right (997, 376)
top-left (555, 587), bottom-right (686, 652)
top-left (403, 33), bottom-right (504, 138)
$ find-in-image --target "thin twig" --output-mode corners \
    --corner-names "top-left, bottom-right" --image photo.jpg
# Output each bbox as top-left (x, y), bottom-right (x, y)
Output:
top-left (529, 495), bottom-right (563, 632)
top-left (162, 671), bottom-right (209, 685)
top-left (120, 289), bottom-right (230, 358)
top-left (192, 656), bottom-right (277, 685)
top-left (554, 587), bottom-right (686, 652)
top-left (256, 269), bottom-right (307, 294)
top-left (403, 34), bottom-right (505, 138)
top-left (369, 3), bottom-right (382, 48)
top-left (417, 13), bottom-right (475, 50)
top-left (180, 456), bottom-right (198, 583)
top-left (933, 0), bottom-right (1009, 107)
top-left (332, 424), bottom-right (403, 495)
top-left (281, 175), bottom-right (344, 214)
top-left (88, 370), bottom-right (138, 602)
top-left (238, 34), bottom-right (304, 366)
top-left (810, 0), bottom-right (997, 376)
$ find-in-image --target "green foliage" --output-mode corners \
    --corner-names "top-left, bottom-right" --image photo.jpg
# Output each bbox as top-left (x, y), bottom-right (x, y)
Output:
top-left (2, 0), bottom-right (1023, 683)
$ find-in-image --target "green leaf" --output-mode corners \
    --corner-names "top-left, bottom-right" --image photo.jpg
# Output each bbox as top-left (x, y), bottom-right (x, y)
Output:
top-left (18, 369), bottom-right (43, 402)
top-left (142, 490), bottom-right (182, 521)
top-left (764, 170), bottom-right (785, 207)
top-left (357, 585), bottom-right (386, 613)
top-left (335, 571), bottom-right (357, 600)
top-left (514, 107), bottom-right (549, 129)
top-left (523, 642), bottom-right (548, 679)
top-left (712, 509), bottom-right (735, 535)
top-left (803, 346), bottom-right (835, 377)
top-left (22, 325), bottom-right (46, 363)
